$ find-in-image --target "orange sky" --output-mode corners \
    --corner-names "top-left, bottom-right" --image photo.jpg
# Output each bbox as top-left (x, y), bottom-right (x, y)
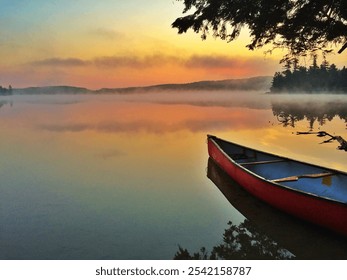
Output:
top-left (1, 0), bottom-right (346, 89)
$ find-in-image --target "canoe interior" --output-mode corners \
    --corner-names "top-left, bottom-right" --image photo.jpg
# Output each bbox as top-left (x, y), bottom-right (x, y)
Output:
top-left (213, 137), bottom-right (347, 204)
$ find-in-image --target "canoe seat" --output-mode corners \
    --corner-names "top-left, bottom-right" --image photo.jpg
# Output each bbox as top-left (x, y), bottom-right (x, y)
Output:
top-left (240, 159), bottom-right (286, 166)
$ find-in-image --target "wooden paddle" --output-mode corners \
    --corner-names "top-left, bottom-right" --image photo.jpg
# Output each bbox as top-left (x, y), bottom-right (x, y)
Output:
top-left (272, 172), bottom-right (334, 183)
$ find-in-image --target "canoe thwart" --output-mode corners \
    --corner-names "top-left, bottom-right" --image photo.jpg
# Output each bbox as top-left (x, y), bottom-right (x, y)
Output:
top-left (240, 159), bottom-right (286, 166)
top-left (271, 172), bottom-right (335, 183)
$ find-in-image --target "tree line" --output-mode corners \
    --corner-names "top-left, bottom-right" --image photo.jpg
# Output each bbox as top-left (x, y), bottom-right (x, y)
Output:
top-left (0, 85), bottom-right (13, 95)
top-left (271, 56), bottom-right (347, 93)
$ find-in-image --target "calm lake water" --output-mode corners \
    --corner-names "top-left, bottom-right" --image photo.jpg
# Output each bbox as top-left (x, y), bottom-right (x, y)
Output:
top-left (1, 91), bottom-right (347, 259)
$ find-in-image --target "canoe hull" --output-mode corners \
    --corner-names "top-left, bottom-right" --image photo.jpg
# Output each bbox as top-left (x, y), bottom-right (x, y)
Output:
top-left (208, 135), bottom-right (347, 236)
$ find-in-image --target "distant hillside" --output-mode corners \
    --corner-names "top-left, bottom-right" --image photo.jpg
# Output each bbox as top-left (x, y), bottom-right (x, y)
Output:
top-left (13, 76), bottom-right (272, 95)
top-left (13, 86), bottom-right (91, 95)
top-left (97, 76), bottom-right (272, 93)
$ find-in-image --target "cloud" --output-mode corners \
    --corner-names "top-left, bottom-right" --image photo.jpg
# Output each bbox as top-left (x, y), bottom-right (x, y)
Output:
top-left (185, 54), bottom-right (276, 70)
top-left (93, 56), bottom-right (146, 68)
top-left (185, 55), bottom-right (237, 68)
top-left (89, 28), bottom-right (126, 41)
top-left (97, 149), bottom-right (126, 160)
top-left (29, 53), bottom-right (276, 73)
top-left (93, 54), bottom-right (180, 68)
top-left (39, 123), bottom-right (91, 132)
top-left (30, 54), bottom-right (179, 69)
top-left (31, 57), bottom-right (88, 67)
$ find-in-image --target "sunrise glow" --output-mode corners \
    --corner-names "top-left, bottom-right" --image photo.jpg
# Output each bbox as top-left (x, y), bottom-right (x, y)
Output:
top-left (1, 0), bottom-right (347, 89)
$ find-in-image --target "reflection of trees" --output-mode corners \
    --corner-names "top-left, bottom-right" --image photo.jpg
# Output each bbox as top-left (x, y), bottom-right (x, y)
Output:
top-left (272, 101), bottom-right (347, 130)
top-left (0, 100), bottom-right (12, 110)
top-left (174, 220), bottom-right (293, 260)
top-left (275, 111), bottom-right (303, 128)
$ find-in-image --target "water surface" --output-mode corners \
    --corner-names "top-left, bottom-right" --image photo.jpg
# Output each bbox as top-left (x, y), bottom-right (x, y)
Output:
top-left (1, 91), bottom-right (347, 259)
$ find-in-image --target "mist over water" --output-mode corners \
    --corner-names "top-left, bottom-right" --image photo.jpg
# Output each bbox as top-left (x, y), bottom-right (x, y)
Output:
top-left (1, 90), bottom-right (347, 259)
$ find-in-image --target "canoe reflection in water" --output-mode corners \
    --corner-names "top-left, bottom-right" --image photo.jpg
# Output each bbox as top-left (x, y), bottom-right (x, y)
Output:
top-left (206, 158), bottom-right (347, 260)
top-left (174, 158), bottom-right (292, 260)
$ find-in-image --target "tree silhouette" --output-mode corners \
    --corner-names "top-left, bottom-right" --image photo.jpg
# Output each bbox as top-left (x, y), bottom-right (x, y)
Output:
top-left (172, 0), bottom-right (347, 58)
top-left (271, 60), bottom-right (347, 92)
top-left (0, 85), bottom-right (13, 96)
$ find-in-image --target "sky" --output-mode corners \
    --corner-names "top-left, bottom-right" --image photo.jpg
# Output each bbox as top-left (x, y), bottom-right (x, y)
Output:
top-left (1, 0), bottom-right (347, 89)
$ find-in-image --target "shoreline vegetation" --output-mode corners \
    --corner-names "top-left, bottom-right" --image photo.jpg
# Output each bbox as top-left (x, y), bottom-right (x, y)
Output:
top-left (271, 57), bottom-right (347, 93)
top-left (0, 85), bottom-right (13, 95)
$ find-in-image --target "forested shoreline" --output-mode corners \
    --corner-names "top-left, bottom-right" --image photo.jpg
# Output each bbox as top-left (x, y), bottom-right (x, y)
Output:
top-left (271, 56), bottom-right (347, 93)
top-left (0, 85), bottom-right (12, 95)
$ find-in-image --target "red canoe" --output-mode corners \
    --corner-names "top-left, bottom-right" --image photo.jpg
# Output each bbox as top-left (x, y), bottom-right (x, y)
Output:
top-left (207, 135), bottom-right (347, 236)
